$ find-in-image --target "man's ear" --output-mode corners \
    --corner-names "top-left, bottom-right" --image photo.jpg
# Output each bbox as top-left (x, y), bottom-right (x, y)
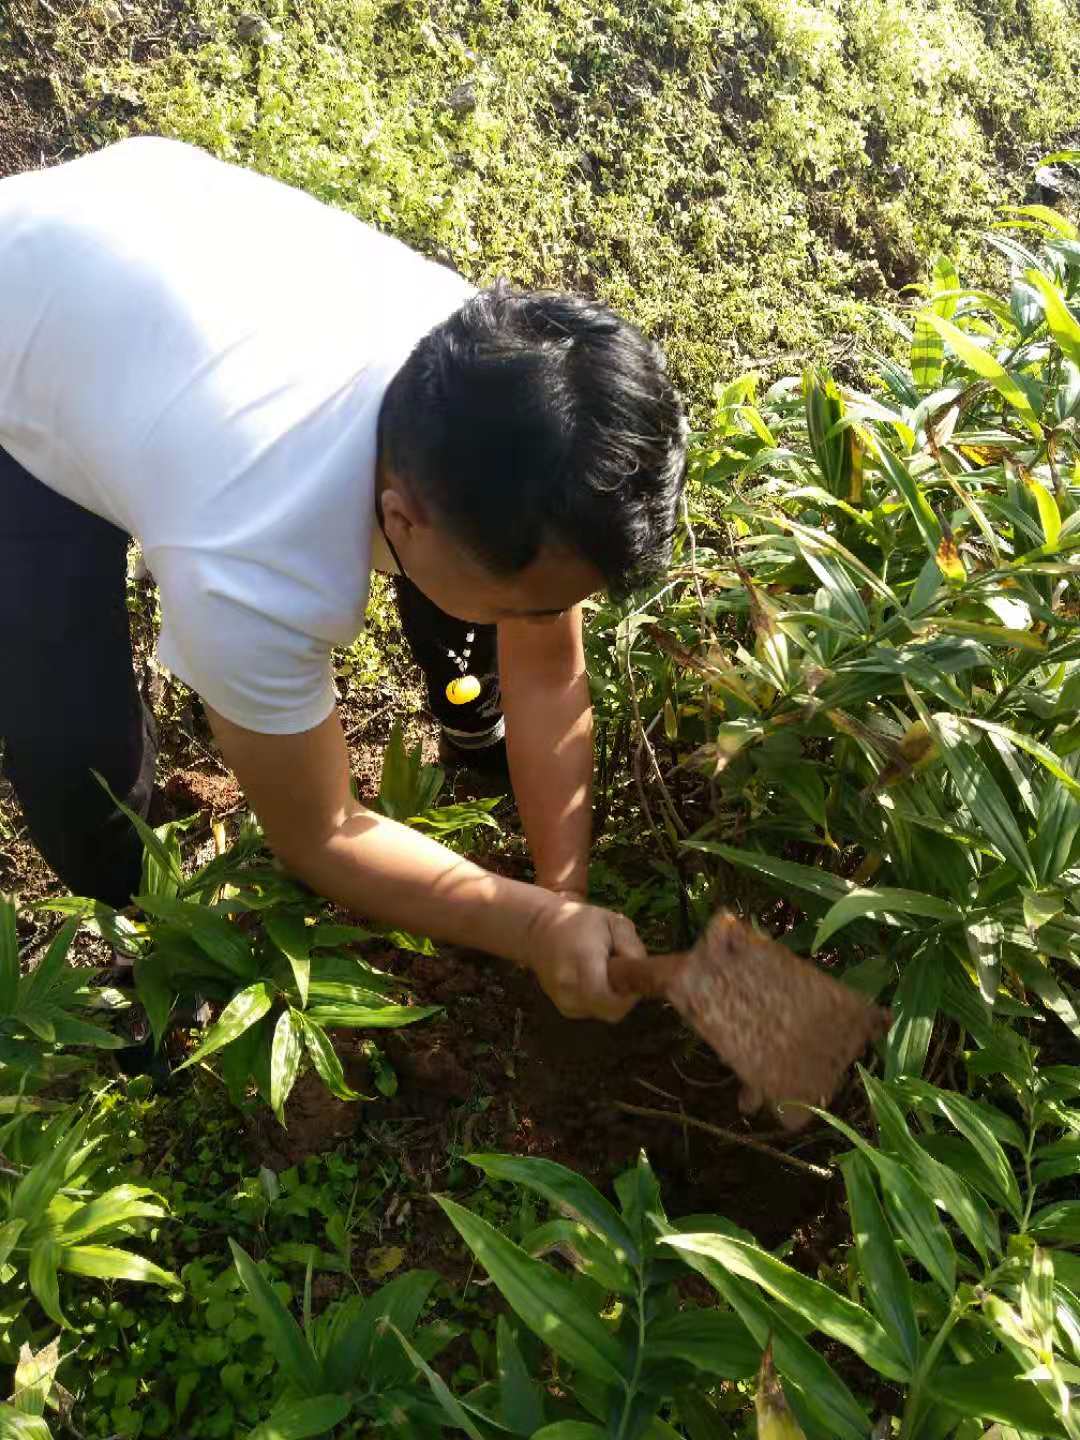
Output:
top-left (380, 484), bottom-right (427, 539)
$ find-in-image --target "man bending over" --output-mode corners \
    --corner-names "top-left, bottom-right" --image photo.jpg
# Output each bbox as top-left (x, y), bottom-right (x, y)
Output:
top-left (0, 138), bottom-right (688, 1025)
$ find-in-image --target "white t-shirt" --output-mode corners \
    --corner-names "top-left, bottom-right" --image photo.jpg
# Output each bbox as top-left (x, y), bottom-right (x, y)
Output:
top-left (0, 138), bottom-right (474, 733)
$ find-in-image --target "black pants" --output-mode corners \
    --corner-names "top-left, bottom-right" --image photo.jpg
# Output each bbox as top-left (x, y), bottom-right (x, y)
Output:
top-left (0, 444), bottom-right (502, 909)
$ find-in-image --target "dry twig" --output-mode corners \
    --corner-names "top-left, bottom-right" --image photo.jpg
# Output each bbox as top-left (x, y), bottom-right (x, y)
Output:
top-left (613, 1100), bottom-right (834, 1180)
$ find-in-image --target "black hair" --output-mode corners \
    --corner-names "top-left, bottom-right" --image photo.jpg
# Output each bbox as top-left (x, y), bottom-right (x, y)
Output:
top-left (377, 283), bottom-right (688, 597)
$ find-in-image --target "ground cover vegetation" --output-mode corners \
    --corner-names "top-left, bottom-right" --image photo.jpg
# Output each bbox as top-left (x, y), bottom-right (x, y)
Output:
top-left (1, 1), bottom-right (1080, 1436)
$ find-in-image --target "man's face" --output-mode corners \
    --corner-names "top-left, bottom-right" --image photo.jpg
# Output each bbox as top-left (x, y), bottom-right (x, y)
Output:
top-left (380, 482), bottom-right (603, 624)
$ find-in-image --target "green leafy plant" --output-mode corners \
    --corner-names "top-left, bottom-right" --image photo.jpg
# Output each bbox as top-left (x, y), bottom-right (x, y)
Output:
top-left (229, 1243), bottom-right (457, 1439)
top-left (423, 1150), bottom-right (763, 1438)
top-left (0, 900), bottom-right (126, 1084)
top-left (671, 1044), bottom-right (1080, 1439)
top-left (591, 209), bottom-right (1080, 1063)
top-left (0, 1106), bottom-right (178, 1343)
top-left (47, 798), bottom-right (441, 1124)
top-left (375, 722), bottom-right (502, 850)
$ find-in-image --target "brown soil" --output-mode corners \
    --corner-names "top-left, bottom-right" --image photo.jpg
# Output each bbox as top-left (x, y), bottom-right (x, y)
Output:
top-left (164, 767), bottom-right (244, 818)
top-left (248, 1071), bottom-right (364, 1170)
top-left (268, 947), bottom-right (848, 1251)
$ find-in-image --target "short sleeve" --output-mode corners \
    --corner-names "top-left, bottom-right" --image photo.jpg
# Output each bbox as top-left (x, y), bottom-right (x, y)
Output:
top-left (150, 548), bottom-right (338, 735)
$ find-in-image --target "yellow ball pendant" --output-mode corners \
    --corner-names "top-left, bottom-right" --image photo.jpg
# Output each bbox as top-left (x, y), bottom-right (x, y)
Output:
top-left (446, 674), bottom-right (481, 705)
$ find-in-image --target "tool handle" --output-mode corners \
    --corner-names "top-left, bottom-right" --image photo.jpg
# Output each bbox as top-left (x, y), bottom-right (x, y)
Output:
top-left (606, 950), bottom-right (684, 999)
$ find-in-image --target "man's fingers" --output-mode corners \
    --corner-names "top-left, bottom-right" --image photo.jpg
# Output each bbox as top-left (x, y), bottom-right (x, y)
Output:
top-left (581, 949), bottom-right (637, 1023)
top-left (608, 912), bottom-right (647, 960)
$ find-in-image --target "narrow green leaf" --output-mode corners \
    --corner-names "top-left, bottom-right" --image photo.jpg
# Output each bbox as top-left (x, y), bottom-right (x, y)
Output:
top-left (862, 1073), bottom-right (1000, 1259)
top-left (496, 1317), bottom-right (547, 1433)
top-left (683, 843), bottom-right (853, 903)
top-left (675, 1390), bottom-right (736, 1440)
top-left (918, 314), bottom-right (1043, 437)
top-left (176, 982), bottom-right (275, 1073)
top-left (28, 1241), bottom-right (65, 1329)
top-left (466, 1154), bottom-right (638, 1263)
top-left (814, 887), bottom-right (961, 952)
top-left (898, 1080), bottom-right (1021, 1219)
top-left (911, 316), bottom-right (944, 392)
top-left (932, 717), bottom-right (1037, 884)
top-left (1022, 1247), bottom-right (1055, 1351)
top-left (435, 1197), bottom-right (627, 1386)
top-left (265, 913), bottom-right (313, 1009)
top-left (521, 1218), bottom-right (634, 1294)
top-left (814, 1109), bottom-right (957, 1294)
top-left (646, 1310), bottom-right (759, 1380)
top-left (323, 1269), bottom-right (439, 1392)
top-left (93, 771), bottom-right (183, 893)
top-left (1028, 271), bottom-right (1080, 366)
top-left (229, 1240), bottom-right (324, 1397)
top-left (874, 444), bottom-right (943, 561)
top-left (303, 1003), bottom-right (440, 1029)
top-left (665, 1225), bottom-right (869, 1440)
top-left (0, 898), bottom-right (20, 1014)
top-left (885, 948), bottom-right (943, 1080)
top-left (18, 920), bottom-right (79, 1012)
top-left (295, 1014), bottom-right (361, 1103)
top-left (0, 1407), bottom-right (51, 1439)
top-left (270, 1010), bottom-right (302, 1126)
top-left (12, 1337), bottom-right (60, 1418)
top-left (61, 1185), bottom-right (166, 1244)
top-left (245, 1395), bottom-right (351, 1440)
top-left (10, 1114), bottom-right (92, 1222)
top-left (59, 1245), bottom-right (179, 1289)
top-left (967, 718), bottom-right (1080, 805)
top-left (802, 550), bottom-right (869, 632)
top-left (1030, 1201), bottom-right (1080, 1243)
top-left (838, 1152), bottom-right (920, 1374)
top-left (0, 1221), bottom-right (27, 1270)
top-left (1032, 759), bottom-right (1080, 886)
top-left (966, 919), bottom-right (1004, 1007)
top-left (664, 1234), bottom-right (910, 1381)
top-left (927, 1356), bottom-right (1066, 1436)
top-left (532, 1428), bottom-right (607, 1440)
top-left (385, 1321), bottom-right (485, 1440)
top-left (134, 894), bottom-right (255, 979)
top-left (133, 957), bottom-right (176, 1053)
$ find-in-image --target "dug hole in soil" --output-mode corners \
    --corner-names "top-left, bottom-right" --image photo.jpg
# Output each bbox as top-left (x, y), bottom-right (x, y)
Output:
top-left (251, 941), bottom-right (843, 1272)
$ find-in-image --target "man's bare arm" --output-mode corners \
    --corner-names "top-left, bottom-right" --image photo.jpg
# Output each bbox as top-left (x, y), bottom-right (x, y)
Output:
top-left (499, 606), bottom-right (593, 898)
top-left (205, 703), bottom-right (642, 1020)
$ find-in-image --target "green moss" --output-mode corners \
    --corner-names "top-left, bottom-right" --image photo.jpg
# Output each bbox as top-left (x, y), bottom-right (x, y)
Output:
top-left (83, 0), bottom-right (1080, 418)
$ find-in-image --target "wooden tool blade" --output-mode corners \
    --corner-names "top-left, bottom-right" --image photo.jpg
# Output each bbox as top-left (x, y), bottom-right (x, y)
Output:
top-left (666, 914), bottom-right (890, 1131)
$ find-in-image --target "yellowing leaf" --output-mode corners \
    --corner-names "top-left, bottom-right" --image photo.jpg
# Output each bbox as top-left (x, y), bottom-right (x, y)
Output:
top-left (957, 443), bottom-right (1008, 467)
top-left (899, 720), bottom-right (940, 769)
top-left (935, 535), bottom-right (965, 584)
top-left (366, 1245), bottom-right (405, 1280)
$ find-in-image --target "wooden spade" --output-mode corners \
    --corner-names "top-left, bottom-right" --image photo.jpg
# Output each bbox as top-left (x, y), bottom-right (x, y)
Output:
top-left (607, 912), bottom-right (891, 1131)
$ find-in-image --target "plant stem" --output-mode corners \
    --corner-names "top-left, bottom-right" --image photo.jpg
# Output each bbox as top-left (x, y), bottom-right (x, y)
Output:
top-left (614, 1262), bottom-right (648, 1440)
top-left (899, 1302), bottom-right (965, 1439)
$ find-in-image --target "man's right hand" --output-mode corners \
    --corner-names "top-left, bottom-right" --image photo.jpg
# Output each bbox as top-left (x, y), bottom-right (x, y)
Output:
top-left (203, 705), bottom-right (647, 1024)
top-left (518, 895), bottom-right (646, 1023)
